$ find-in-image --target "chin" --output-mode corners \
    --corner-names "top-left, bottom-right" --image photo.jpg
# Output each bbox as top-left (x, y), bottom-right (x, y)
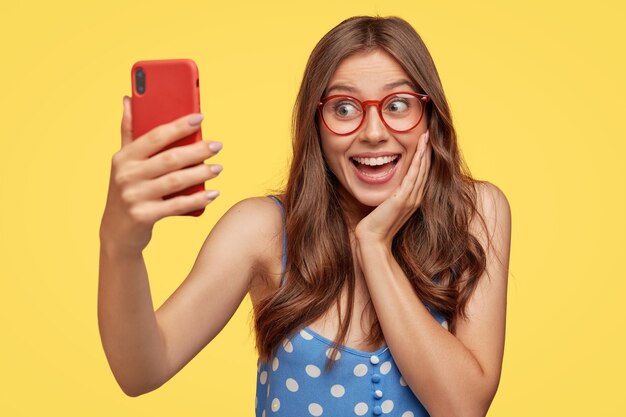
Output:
top-left (353, 189), bottom-right (393, 207)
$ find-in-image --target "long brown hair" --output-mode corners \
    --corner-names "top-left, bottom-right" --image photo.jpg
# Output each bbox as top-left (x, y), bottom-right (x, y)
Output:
top-left (253, 15), bottom-right (493, 373)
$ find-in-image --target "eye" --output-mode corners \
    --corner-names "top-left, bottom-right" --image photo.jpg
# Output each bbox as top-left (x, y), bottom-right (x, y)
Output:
top-left (386, 98), bottom-right (410, 113)
top-left (332, 100), bottom-right (361, 119)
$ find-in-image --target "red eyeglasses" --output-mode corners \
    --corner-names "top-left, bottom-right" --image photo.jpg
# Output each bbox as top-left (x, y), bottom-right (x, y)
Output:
top-left (318, 91), bottom-right (430, 136)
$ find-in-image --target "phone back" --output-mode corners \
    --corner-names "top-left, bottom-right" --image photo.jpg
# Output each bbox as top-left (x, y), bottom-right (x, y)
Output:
top-left (131, 59), bottom-right (204, 216)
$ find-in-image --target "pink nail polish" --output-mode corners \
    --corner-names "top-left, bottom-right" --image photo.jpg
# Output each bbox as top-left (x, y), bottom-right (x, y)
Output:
top-left (188, 114), bottom-right (204, 126)
top-left (209, 142), bottom-right (223, 152)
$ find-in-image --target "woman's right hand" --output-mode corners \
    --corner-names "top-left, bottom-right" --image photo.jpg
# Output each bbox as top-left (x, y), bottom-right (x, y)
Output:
top-left (99, 96), bottom-right (223, 254)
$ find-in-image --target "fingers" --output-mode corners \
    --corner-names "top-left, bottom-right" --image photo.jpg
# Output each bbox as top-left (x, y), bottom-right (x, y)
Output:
top-left (122, 162), bottom-right (222, 203)
top-left (421, 143), bottom-right (431, 194)
top-left (399, 130), bottom-right (429, 195)
top-left (410, 133), bottom-right (431, 204)
top-left (123, 113), bottom-right (205, 161)
top-left (418, 130), bottom-right (429, 159)
top-left (130, 189), bottom-right (219, 225)
top-left (157, 190), bottom-right (220, 218)
top-left (121, 96), bottom-right (133, 147)
top-left (138, 139), bottom-right (222, 180)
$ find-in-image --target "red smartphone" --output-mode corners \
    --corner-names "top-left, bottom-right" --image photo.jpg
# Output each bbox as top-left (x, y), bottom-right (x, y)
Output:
top-left (131, 58), bottom-right (205, 217)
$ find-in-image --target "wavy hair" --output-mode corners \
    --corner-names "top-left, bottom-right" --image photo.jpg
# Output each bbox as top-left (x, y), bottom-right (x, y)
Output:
top-left (253, 15), bottom-right (493, 373)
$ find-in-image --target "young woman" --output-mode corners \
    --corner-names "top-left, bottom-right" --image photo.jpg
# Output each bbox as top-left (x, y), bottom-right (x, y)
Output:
top-left (99, 15), bottom-right (511, 417)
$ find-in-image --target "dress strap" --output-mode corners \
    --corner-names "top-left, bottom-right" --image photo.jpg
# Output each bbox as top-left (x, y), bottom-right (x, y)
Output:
top-left (266, 196), bottom-right (287, 287)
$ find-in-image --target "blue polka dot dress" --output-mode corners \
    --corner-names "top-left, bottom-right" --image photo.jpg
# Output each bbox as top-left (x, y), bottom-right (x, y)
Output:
top-left (256, 196), bottom-right (449, 417)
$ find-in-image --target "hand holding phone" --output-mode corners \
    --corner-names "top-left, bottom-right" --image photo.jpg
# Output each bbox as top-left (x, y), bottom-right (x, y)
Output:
top-left (131, 59), bottom-right (207, 216)
top-left (99, 60), bottom-right (222, 254)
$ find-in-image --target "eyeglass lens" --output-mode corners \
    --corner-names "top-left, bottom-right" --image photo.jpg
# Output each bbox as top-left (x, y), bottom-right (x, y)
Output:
top-left (321, 93), bottom-right (423, 134)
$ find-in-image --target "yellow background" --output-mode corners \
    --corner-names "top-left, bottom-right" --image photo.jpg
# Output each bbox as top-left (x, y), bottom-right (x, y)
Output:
top-left (1, 0), bottom-right (624, 415)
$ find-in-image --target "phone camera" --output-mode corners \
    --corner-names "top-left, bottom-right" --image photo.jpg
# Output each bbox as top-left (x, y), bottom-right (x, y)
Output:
top-left (135, 67), bottom-right (146, 95)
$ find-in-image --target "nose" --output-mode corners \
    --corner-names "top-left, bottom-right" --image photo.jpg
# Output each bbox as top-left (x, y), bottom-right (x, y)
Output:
top-left (358, 104), bottom-right (390, 144)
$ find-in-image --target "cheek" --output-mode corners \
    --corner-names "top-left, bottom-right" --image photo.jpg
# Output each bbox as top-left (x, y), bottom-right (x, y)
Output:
top-left (395, 135), bottom-right (421, 176)
top-left (322, 149), bottom-right (343, 174)
top-left (399, 135), bottom-right (420, 158)
top-left (320, 137), bottom-right (337, 171)
top-left (320, 133), bottom-right (344, 163)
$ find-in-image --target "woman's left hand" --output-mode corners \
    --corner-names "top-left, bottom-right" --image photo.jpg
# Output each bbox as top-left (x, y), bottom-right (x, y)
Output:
top-left (354, 130), bottom-right (431, 249)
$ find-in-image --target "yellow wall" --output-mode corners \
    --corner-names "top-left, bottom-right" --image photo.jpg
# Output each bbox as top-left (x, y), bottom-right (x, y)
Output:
top-left (1, 0), bottom-right (624, 415)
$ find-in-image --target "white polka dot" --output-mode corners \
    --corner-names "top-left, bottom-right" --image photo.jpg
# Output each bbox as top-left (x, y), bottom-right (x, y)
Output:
top-left (354, 402), bottom-right (368, 415)
top-left (308, 403), bottom-right (323, 416)
top-left (306, 364), bottom-right (321, 378)
top-left (282, 338), bottom-right (294, 352)
top-left (330, 384), bottom-right (345, 397)
top-left (325, 347), bottom-right (342, 360)
top-left (262, 410), bottom-right (266, 417)
top-left (260, 371), bottom-right (268, 384)
top-left (399, 375), bottom-right (407, 386)
top-left (272, 357), bottom-right (279, 371)
top-left (402, 412), bottom-right (415, 417)
top-left (381, 399), bottom-right (394, 413)
top-left (300, 329), bottom-right (313, 340)
top-left (266, 381), bottom-right (271, 398)
top-left (380, 361), bottom-right (392, 375)
top-left (353, 363), bottom-right (368, 377)
top-left (271, 397), bottom-right (280, 412)
top-left (442, 320), bottom-right (449, 330)
top-left (286, 378), bottom-right (299, 392)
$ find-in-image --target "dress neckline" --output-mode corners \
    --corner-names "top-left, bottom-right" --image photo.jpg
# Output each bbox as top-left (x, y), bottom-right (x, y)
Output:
top-left (301, 326), bottom-right (389, 357)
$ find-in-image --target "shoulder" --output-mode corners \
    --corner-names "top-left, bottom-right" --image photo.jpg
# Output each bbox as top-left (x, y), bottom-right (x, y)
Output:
top-left (221, 194), bottom-right (286, 265)
top-left (225, 195), bottom-right (283, 216)
top-left (222, 195), bottom-right (285, 240)
top-left (470, 181), bottom-right (511, 242)
top-left (474, 181), bottom-right (511, 216)
top-left (224, 196), bottom-right (286, 299)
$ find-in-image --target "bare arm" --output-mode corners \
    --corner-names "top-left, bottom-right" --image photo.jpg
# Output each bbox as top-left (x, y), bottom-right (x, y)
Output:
top-left (97, 244), bottom-right (167, 397)
top-left (153, 196), bottom-right (281, 384)
top-left (356, 182), bottom-right (511, 416)
top-left (99, 98), bottom-right (285, 397)
top-left (98, 196), bottom-right (278, 397)
top-left (98, 97), bottom-right (223, 396)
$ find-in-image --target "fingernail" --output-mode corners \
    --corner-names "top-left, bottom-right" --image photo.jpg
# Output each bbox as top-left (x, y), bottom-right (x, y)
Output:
top-left (209, 142), bottom-right (223, 152)
top-left (206, 190), bottom-right (220, 199)
top-left (188, 114), bottom-right (204, 126)
top-left (425, 130), bottom-right (430, 143)
top-left (210, 165), bottom-right (223, 174)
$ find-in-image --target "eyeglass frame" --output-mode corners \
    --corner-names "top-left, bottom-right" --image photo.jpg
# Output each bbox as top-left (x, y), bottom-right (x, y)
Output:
top-left (317, 91), bottom-right (431, 136)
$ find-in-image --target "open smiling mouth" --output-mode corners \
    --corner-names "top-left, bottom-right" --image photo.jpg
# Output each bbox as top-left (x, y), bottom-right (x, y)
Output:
top-left (349, 154), bottom-right (401, 182)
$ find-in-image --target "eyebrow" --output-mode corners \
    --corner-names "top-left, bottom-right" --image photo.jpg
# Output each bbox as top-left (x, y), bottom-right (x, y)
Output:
top-left (325, 79), bottom-right (418, 95)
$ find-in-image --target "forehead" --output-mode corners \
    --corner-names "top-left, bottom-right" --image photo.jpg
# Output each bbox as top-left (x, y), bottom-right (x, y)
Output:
top-left (325, 48), bottom-right (413, 95)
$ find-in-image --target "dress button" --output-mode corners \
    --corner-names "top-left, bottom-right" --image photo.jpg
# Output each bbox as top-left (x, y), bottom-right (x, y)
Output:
top-left (374, 389), bottom-right (383, 398)
top-left (370, 355), bottom-right (380, 364)
top-left (373, 405), bottom-right (382, 415)
top-left (371, 374), bottom-right (381, 383)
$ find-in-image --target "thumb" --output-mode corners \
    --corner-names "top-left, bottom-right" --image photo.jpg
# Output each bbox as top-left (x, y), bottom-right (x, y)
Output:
top-left (120, 95), bottom-right (133, 147)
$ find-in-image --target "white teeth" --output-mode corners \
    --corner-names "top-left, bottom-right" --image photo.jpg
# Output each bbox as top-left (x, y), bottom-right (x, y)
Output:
top-left (352, 155), bottom-right (399, 166)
